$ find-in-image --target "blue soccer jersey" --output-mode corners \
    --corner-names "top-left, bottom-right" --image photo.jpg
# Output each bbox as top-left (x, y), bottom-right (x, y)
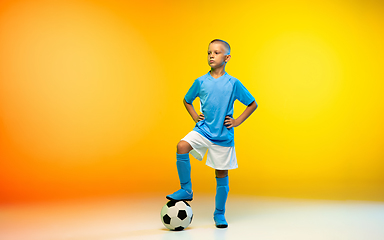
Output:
top-left (184, 71), bottom-right (255, 147)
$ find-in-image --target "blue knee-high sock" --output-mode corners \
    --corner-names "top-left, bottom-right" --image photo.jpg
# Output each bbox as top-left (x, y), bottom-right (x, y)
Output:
top-left (176, 153), bottom-right (192, 193)
top-left (214, 176), bottom-right (229, 216)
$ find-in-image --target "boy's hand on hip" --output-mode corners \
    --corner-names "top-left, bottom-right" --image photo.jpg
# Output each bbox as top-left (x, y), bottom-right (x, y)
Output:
top-left (194, 113), bottom-right (205, 123)
top-left (224, 116), bottom-right (238, 128)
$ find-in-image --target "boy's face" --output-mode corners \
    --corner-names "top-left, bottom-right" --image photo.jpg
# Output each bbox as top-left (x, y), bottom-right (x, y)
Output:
top-left (207, 42), bottom-right (231, 69)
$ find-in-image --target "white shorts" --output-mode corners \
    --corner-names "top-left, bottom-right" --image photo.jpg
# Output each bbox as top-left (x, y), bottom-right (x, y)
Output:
top-left (181, 131), bottom-right (238, 170)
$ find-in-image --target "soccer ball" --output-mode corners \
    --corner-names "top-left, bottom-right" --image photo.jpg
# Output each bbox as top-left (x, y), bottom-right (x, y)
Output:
top-left (160, 200), bottom-right (193, 231)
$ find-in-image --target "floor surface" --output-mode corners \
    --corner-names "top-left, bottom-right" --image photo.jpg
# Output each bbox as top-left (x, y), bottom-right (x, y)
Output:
top-left (1, 193), bottom-right (384, 240)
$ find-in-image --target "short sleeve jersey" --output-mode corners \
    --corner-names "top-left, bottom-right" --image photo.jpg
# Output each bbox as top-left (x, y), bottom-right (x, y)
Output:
top-left (184, 71), bottom-right (255, 147)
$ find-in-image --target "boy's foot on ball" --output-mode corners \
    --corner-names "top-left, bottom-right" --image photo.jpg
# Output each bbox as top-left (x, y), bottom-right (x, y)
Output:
top-left (214, 214), bottom-right (228, 228)
top-left (166, 189), bottom-right (193, 201)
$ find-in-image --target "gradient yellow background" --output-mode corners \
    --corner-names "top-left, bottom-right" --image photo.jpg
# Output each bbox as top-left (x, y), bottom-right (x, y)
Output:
top-left (1, 0), bottom-right (383, 204)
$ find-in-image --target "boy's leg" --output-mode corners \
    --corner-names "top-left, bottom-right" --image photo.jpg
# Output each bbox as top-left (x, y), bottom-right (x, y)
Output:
top-left (214, 170), bottom-right (229, 228)
top-left (166, 141), bottom-right (194, 201)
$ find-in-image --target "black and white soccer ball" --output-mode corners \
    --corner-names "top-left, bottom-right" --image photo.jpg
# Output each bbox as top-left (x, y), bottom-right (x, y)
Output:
top-left (160, 200), bottom-right (193, 231)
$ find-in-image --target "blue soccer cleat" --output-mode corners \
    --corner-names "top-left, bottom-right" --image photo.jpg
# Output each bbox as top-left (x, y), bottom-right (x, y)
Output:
top-left (214, 213), bottom-right (228, 228)
top-left (166, 189), bottom-right (193, 201)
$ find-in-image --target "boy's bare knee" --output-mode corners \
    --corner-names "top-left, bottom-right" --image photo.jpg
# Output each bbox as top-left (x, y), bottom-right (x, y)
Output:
top-left (177, 140), bottom-right (192, 154)
top-left (215, 170), bottom-right (228, 178)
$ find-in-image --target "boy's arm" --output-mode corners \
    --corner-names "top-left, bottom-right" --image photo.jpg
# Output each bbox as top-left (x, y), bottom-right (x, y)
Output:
top-left (183, 98), bottom-right (205, 123)
top-left (224, 101), bottom-right (258, 128)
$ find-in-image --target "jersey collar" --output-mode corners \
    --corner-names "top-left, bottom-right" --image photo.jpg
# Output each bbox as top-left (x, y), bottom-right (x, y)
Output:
top-left (207, 71), bottom-right (228, 80)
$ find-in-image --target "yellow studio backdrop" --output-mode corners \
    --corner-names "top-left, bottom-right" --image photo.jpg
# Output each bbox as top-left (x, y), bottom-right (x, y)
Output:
top-left (0, 0), bottom-right (383, 204)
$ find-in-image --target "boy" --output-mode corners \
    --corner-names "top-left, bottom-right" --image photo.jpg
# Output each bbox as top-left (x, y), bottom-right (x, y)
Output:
top-left (166, 39), bottom-right (258, 228)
